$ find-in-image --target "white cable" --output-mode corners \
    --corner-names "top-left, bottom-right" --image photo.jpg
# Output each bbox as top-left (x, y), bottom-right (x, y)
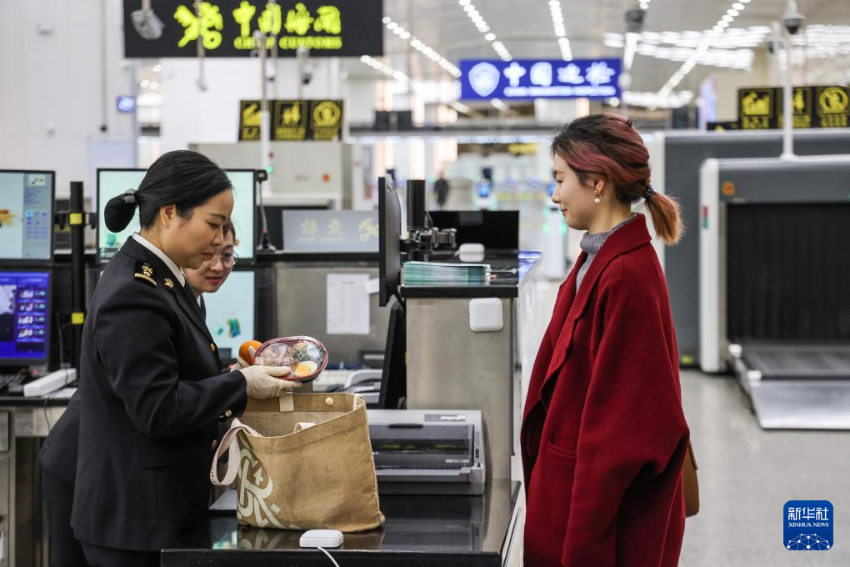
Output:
top-left (317, 547), bottom-right (341, 567)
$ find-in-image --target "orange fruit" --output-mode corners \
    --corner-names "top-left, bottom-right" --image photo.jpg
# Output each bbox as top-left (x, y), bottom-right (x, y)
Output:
top-left (239, 340), bottom-right (263, 363)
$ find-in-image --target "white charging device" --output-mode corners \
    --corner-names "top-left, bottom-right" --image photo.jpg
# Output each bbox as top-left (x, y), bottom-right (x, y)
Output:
top-left (299, 529), bottom-right (344, 548)
top-left (458, 242), bottom-right (485, 262)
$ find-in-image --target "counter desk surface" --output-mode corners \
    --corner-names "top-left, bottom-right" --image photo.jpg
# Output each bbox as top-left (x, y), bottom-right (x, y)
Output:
top-left (161, 480), bottom-right (522, 567)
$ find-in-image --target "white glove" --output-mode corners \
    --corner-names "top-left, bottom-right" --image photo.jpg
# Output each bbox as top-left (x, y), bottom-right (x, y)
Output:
top-left (231, 346), bottom-right (256, 371)
top-left (240, 366), bottom-right (301, 399)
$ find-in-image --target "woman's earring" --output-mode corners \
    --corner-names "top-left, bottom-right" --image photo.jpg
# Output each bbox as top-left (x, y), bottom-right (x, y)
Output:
top-left (594, 193), bottom-right (601, 205)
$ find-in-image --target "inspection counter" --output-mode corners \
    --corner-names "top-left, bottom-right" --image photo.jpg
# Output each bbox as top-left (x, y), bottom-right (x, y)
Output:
top-left (161, 480), bottom-right (523, 567)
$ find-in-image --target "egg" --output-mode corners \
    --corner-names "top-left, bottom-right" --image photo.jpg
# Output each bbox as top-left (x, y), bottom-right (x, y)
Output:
top-left (294, 361), bottom-right (318, 378)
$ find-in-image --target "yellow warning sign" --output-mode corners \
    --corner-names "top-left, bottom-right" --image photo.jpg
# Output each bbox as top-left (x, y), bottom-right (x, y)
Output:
top-left (741, 90), bottom-right (772, 116)
top-left (818, 87), bottom-right (849, 114)
top-left (815, 86), bottom-right (850, 128)
top-left (273, 100), bottom-right (308, 141)
top-left (309, 100), bottom-right (343, 140)
top-left (777, 87), bottom-right (812, 129)
top-left (739, 88), bottom-right (773, 130)
top-left (313, 101), bottom-right (341, 127)
top-left (239, 100), bottom-right (261, 141)
top-left (240, 99), bottom-right (344, 141)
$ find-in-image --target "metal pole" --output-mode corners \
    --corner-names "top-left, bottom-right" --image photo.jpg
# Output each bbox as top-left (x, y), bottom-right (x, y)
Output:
top-left (771, 22), bottom-right (781, 86)
top-left (781, 25), bottom-right (795, 160)
top-left (254, 30), bottom-right (271, 196)
top-left (270, 0), bottom-right (280, 99)
top-left (195, 0), bottom-right (207, 91)
top-left (100, 0), bottom-right (109, 132)
top-left (69, 182), bottom-right (86, 373)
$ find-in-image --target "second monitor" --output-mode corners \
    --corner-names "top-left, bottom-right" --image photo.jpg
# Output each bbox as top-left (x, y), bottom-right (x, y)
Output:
top-left (202, 270), bottom-right (256, 363)
top-left (97, 169), bottom-right (256, 261)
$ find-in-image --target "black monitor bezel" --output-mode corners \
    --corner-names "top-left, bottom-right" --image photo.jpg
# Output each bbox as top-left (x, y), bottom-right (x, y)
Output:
top-left (378, 175), bottom-right (402, 308)
top-left (96, 168), bottom-right (258, 264)
top-left (0, 169), bottom-right (56, 266)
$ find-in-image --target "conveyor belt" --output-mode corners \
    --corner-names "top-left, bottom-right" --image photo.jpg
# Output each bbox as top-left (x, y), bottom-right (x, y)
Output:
top-left (734, 343), bottom-right (850, 430)
top-left (741, 344), bottom-right (850, 380)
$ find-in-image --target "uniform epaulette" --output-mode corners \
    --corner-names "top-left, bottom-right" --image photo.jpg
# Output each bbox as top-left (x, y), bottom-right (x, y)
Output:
top-left (134, 262), bottom-right (157, 287)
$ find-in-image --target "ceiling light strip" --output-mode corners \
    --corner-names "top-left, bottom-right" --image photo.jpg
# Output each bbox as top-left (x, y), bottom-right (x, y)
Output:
top-left (382, 17), bottom-right (462, 78)
top-left (459, 0), bottom-right (512, 61)
top-left (549, 0), bottom-right (572, 60)
top-left (658, 0), bottom-right (753, 98)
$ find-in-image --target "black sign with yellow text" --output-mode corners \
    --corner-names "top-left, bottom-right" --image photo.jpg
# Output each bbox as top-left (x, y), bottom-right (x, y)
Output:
top-left (738, 86), bottom-right (850, 130)
top-left (814, 86), bottom-right (850, 128)
top-left (123, 0), bottom-right (383, 58)
top-left (239, 99), bottom-right (343, 141)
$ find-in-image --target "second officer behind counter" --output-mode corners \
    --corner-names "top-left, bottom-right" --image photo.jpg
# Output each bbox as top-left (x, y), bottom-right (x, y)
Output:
top-left (69, 150), bottom-right (299, 567)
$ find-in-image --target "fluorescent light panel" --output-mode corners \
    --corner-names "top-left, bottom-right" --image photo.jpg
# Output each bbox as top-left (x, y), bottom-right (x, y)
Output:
top-left (459, 0), bottom-right (511, 61)
top-left (382, 17), bottom-right (461, 78)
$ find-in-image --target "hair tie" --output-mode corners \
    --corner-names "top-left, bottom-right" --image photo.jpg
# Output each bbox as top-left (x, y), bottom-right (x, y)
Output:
top-left (643, 185), bottom-right (655, 201)
top-left (123, 189), bottom-right (138, 206)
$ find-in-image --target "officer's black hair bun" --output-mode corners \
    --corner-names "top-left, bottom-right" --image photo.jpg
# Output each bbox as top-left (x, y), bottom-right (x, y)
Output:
top-left (104, 190), bottom-right (138, 232)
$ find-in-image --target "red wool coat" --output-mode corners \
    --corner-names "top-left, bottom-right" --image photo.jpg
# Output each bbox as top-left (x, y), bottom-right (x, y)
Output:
top-left (521, 215), bottom-right (689, 567)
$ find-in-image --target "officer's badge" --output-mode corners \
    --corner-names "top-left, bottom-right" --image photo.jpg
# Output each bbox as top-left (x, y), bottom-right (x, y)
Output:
top-left (164, 278), bottom-right (174, 289)
top-left (134, 262), bottom-right (157, 287)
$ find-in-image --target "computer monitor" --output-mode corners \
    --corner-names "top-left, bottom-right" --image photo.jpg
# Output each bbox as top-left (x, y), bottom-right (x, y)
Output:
top-left (378, 175), bottom-right (402, 308)
top-left (0, 270), bottom-right (50, 366)
top-left (96, 169), bottom-right (256, 261)
top-left (0, 171), bottom-right (54, 263)
top-left (202, 270), bottom-right (256, 362)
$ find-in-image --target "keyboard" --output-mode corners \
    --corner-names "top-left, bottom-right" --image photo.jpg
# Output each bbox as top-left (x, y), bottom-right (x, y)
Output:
top-left (0, 373), bottom-right (26, 393)
top-left (312, 369), bottom-right (354, 389)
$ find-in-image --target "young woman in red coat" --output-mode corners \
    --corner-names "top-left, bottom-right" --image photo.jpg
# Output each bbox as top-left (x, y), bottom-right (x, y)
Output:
top-left (521, 114), bottom-right (689, 567)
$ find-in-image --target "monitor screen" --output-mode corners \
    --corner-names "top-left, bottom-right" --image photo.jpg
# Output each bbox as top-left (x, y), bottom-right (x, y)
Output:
top-left (203, 270), bottom-right (255, 362)
top-left (0, 171), bottom-right (54, 262)
top-left (0, 271), bottom-right (50, 365)
top-left (97, 169), bottom-right (256, 261)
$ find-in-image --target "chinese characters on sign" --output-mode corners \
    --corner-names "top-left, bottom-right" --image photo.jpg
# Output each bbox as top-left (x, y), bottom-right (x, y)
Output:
top-left (787, 507), bottom-right (830, 522)
top-left (460, 59), bottom-right (622, 100)
top-left (282, 211), bottom-right (379, 253)
top-left (239, 100), bottom-right (343, 141)
top-left (123, 0), bottom-right (383, 58)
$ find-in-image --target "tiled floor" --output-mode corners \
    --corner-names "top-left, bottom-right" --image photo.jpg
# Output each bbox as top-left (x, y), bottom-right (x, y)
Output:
top-left (531, 278), bottom-right (850, 565)
top-left (680, 370), bottom-right (849, 566)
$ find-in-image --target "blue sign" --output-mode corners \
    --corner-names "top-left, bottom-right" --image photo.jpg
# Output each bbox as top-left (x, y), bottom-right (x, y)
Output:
top-left (784, 500), bottom-right (833, 551)
top-left (460, 59), bottom-right (622, 101)
top-left (116, 96), bottom-right (136, 113)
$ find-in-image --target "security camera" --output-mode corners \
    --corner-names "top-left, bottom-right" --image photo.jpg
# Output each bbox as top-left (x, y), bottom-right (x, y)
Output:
top-left (131, 7), bottom-right (163, 40)
top-left (625, 7), bottom-right (646, 34)
top-left (296, 46), bottom-right (313, 86)
top-left (783, 0), bottom-right (804, 35)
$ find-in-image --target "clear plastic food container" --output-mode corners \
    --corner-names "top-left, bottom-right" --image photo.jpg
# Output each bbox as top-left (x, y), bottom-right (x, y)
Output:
top-left (253, 336), bottom-right (329, 381)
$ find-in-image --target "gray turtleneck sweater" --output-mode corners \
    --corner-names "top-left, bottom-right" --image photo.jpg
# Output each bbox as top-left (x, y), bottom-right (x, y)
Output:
top-left (576, 215), bottom-right (637, 293)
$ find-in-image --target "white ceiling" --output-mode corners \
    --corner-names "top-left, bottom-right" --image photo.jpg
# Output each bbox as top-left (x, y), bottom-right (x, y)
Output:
top-left (351, 0), bottom-right (850, 99)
